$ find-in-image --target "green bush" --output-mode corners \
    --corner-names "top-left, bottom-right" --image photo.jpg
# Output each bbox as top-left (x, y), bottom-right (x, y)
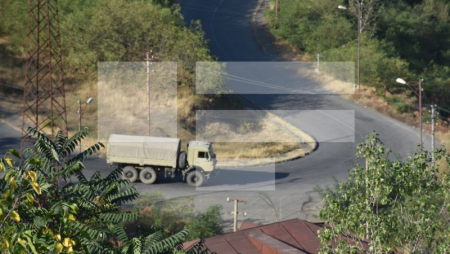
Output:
top-left (267, 0), bottom-right (450, 110)
top-left (321, 36), bottom-right (410, 89)
top-left (131, 192), bottom-right (223, 241)
top-left (188, 205), bottom-right (223, 240)
top-left (0, 128), bottom-right (210, 253)
top-left (317, 132), bottom-right (450, 253)
top-left (0, 0), bottom-right (216, 90)
top-left (393, 103), bottom-right (407, 114)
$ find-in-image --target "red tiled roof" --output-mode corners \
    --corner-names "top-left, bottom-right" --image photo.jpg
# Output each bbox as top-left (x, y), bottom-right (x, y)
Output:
top-left (203, 232), bottom-right (261, 254)
top-left (184, 218), bottom-right (373, 254)
top-left (184, 219), bottom-right (323, 254)
top-left (245, 228), bottom-right (307, 254)
top-left (240, 220), bottom-right (259, 230)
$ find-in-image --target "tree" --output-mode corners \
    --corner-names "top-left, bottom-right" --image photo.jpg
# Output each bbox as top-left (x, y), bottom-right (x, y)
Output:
top-left (348, 0), bottom-right (383, 36)
top-left (59, 0), bottom-right (214, 85)
top-left (317, 132), bottom-right (450, 253)
top-left (0, 127), bottom-right (210, 253)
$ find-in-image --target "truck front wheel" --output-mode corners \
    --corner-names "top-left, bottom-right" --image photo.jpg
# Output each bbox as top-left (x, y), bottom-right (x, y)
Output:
top-left (186, 171), bottom-right (204, 187)
top-left (122, 166), bottom-right (138, 183)
top-left (140, 167), bottom-right (157, 184)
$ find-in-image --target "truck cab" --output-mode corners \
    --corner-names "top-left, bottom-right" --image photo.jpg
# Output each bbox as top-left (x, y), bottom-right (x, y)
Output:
top-left (180, 141), bottom-right (218, 187)
top-left (187, 141), bottom-right (216, 173)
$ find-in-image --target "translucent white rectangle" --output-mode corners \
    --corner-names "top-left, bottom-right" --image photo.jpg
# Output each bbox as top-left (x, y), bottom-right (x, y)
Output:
top-left (196, 110), bottom-right (303, 143)
top-left (196, 62), bottom-right (355, 95)
top-left (196, 110), bottom-right (355, 143)
top-left (273, 110), bottom-right (355, 143)
top-left (97, 62), bottom-right (177, 142)
top-left (196, 159), bottom-right (276, 191)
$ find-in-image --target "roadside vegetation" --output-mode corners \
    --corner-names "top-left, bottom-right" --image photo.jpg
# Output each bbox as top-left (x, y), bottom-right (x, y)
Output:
top-left (130, 192), bottom-right (223, 241)
top-left (0, 127), bottom-right (219, 253)
top-left (266, 0), bottom-right (450, 156)
top-left (317, 132), bottom-right (450, 253)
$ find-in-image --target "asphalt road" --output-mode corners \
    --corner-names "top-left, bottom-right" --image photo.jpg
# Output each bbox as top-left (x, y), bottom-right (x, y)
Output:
top-left (0, 0), bottom-right (432, 230)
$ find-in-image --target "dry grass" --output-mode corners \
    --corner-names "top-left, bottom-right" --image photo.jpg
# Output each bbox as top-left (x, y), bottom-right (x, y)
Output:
top-left (0, 34), bottom-right (316, 161)
top-left (214, 142), bottom-right (299, 159)
top-left (344, 86), bottom-right (417, 125)
top-left (436, 131), bottom-right (450, 174)
top-left (0, 76), bottom-right (307, 160)
top-left (93, 78), bottom-right (311, 159)
top-left (1, 79), bottom-right (310, 160)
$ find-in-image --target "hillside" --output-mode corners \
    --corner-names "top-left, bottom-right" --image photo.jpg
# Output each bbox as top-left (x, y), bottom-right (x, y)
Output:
top-left (0, 0), bottom-right (312, 160)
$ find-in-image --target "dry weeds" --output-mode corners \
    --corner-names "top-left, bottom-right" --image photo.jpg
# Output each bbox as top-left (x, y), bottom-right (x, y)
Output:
top-left (0, 34), bottom-right (316, 162)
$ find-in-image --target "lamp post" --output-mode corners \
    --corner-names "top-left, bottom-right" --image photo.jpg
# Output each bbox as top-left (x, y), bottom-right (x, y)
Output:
top-left (338, 4), bottom-right (361, 91)
top-left (396, 78), bottom-right (423, 148)
top-left (78, 97), bottom-right (94, 153)
top-left (316, 53), bottom-right (320, 73)
top-left (145, 50), bottom-right (157, 136)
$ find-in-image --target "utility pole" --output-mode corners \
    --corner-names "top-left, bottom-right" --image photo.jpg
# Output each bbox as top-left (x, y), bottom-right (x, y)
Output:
top-left (431, 104), bottom-right (436, 165)
top-left (22, 0), bottom-right (68, 152)
top-left (275, 0), bottom-right (279, 20)
top-left (365, 157), bottom-right (369, 239)
top-left (145, 51), bottom-right (154, 136)
top-left (396, 78), bottom-right (424, 149)
top-left (78, 100), bottom-right (82, 151)
top-left (357, 1), bottom-right (361, 91)
top-left (227, 197), bottom-right (246, 232)
top-left (419, 79), bottom-right (423, 149)
top-left (338, 1), bottom-right (365, 91)
top-left (77, 97), bottom-right (93, 153)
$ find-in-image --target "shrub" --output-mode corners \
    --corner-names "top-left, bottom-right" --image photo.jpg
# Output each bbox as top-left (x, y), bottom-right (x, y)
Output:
top-left (131, 192), bottom-right (223, 241)
top-left (0, 127), bottom-right (210, 253)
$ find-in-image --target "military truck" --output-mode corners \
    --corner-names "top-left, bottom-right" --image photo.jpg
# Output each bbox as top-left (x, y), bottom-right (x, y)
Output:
top-left (106, 134), bottom-right (217, 187)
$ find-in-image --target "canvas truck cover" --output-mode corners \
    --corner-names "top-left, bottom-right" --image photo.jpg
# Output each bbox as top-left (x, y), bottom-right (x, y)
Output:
top-left (107, 134), bottom-right (181, 168)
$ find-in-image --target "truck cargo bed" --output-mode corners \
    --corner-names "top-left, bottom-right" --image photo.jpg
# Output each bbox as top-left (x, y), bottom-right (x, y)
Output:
top-left (107, 134), bottom-right (181, 168)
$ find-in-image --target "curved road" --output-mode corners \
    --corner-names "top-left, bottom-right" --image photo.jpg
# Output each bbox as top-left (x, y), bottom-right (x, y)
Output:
top-left (179, 0), bottom-right (431, 223)
top-left (0, 0), bottom-right (431, 230)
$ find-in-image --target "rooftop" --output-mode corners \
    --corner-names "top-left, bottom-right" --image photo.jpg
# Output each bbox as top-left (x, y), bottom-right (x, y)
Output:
top-left (184, 219), bottom-right (325, 254)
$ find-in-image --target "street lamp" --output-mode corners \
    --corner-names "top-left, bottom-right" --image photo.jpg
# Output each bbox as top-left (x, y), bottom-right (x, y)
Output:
top-left (78, 97), bottom-right (94, 153)
top-left (338, 4), bottom-right (362, 91)
top-left (396, 78), bottom-right (423, 148)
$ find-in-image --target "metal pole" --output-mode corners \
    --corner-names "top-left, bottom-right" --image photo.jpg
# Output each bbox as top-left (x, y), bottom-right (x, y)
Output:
top-left (146, 51), bottom-right (151, 136)
top-left (276, 0), bottom-right (279, 20)
top-left (365, 157), bottom-right (369, 238)
top-left (357, 3), bottom-right (361, 91)
top-left (431, 104), bottom-right (436, 164)
top-left (419, 79), bottom-right (423, 149)
top-left (233, 200), bottom-right (238, 232)
top-left (78, 100), bottom-right (81, 153)
top-left (316, 53), bottom-right (320, 73)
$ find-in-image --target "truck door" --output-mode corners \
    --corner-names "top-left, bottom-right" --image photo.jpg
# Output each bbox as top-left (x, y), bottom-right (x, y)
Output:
top-left (194, 150), bottom-right (212, 172)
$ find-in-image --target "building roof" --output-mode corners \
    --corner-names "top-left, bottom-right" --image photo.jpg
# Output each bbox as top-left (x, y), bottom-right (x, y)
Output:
top-left (184, 219), bottom-right (326, 254)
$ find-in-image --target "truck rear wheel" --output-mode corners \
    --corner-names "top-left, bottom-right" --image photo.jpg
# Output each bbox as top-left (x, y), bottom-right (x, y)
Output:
top-left (140, 167), bottom-right (157, 184)
top-left (186, 171), bottom-right (204, 187)
top-left (178, 151), bottom-right (187, 169)
top-left (122, 166), bottom-right (138, 183)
